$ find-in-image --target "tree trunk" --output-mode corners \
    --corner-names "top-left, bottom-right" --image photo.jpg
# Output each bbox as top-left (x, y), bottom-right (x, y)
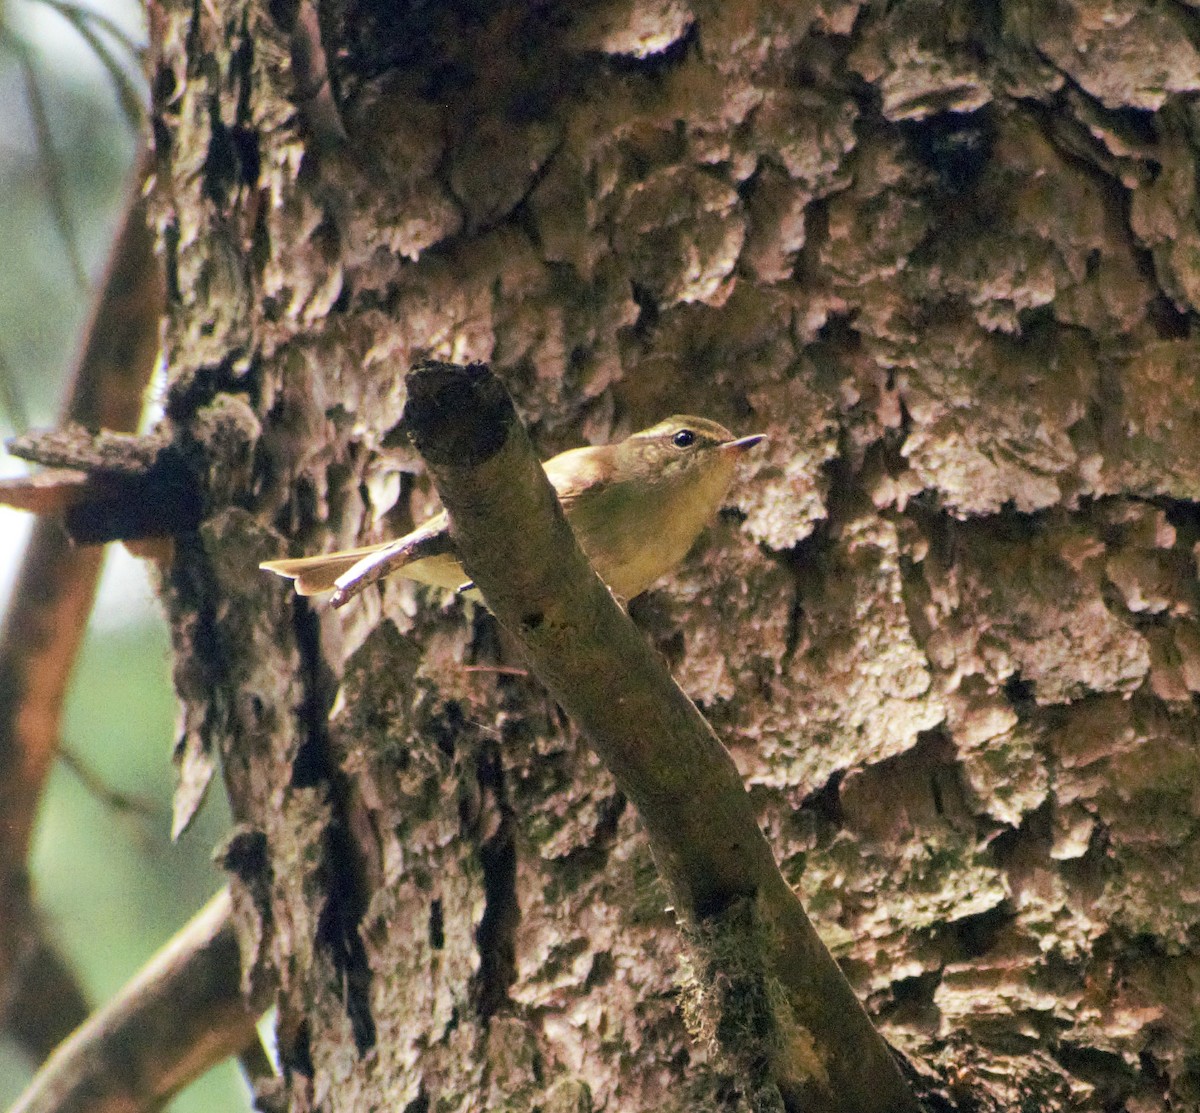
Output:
top-left (148, 0), bottom-right (1200, 1108)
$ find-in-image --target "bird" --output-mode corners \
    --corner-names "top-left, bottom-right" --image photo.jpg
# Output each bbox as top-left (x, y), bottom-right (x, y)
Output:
top-left (260, 415), bottom-right (765, 608)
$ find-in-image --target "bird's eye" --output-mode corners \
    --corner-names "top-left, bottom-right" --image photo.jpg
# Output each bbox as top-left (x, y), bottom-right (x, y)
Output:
top-left (672, 429), bottom-right (696, 448)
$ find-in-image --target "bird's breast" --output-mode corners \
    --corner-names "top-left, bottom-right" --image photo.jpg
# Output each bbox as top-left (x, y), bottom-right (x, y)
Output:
top-left (565, 463), bottom-right (735, 599)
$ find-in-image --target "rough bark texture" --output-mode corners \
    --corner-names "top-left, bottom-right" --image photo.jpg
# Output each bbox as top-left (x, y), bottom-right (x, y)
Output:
top-left (147, 0), bottom-right (1200, 1108)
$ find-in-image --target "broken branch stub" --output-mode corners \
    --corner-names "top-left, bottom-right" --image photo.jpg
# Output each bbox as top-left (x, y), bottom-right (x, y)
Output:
top-left (5, 425), bottom-right (202, 543)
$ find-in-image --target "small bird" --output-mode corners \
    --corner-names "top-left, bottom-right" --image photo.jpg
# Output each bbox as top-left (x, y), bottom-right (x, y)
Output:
top-left (261, 415), bottom-right (765, 607)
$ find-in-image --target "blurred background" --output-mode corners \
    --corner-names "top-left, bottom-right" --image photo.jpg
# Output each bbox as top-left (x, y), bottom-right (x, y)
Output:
top-left (0, 0), bottom-right (252, 1107)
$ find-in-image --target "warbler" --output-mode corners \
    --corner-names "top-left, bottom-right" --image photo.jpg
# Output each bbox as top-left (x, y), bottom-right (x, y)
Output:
top-left (261, 415), bottom-right (764, 607)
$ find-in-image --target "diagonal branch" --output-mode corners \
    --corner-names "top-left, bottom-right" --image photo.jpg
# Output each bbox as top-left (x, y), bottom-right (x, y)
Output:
top-left (401, 361), bottom-right (920, 1113)
top-left (6, 29), bottom-right (88, 290)
top-left (0, 146), bottom-right (164, 1061)
top-left (8, 888), bottom-right (269, 1113)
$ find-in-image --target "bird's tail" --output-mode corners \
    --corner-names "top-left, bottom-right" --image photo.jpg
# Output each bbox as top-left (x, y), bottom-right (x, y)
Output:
top-left (260, 541), bottom-right (394, 596)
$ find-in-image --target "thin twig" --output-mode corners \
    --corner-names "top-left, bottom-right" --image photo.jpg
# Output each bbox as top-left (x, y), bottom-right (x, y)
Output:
top-left (40, 0), bottom-right (147, 130)
top-left (5, 28), bottom-right (89, 290)
top-left (35, 0), bottom-right (146, 60)
top-left (0, 147), bottom-right (163, 1061)
top-left (58, 744), bottom-right (161, 823)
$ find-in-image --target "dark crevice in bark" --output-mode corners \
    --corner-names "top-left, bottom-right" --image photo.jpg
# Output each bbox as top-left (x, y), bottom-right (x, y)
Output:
top-left (231, 22), bottom-right (257, 133)
top-left (781, 574), bottom-right (807, 666)
top-left (504, 135), bottom-right (568, 242)
top-left (183, 0), bottom-right (202, 74)
top-left (202, 107), bottom-right (241, 209)
top-left (429, 699), bottom-right (465, 759)
top-left (823, 417), bottom-right (870, 518)
top-left (899, 107), bottom-right (997, 196)
top-left (313, 821), bottom-right (377, 1054)
top-left (1144, 294), bottom-right (1191, 340)
top-left (880, 968), bottom-right (941, 1025)
top-left (629, 281), bottom-right (661, 336)
top-left (167, 532), bottom-right (229, 804)
top-left (68, 456), bottom-right (204, 544)
top-left (199, 23), bottom-right (259, 207)
top-left (400, 1089), bottom-right (429, 1113)
top-left (788, 190), bottom-right (828, 287)
top-left (471, 745), bottom-right (519, 1022)
top-left (593, 789), bottom-right (626, 843)
top-left (280, 1016), bottom-right (316, 1080)
top-left (428, 898), bottom-right (445, 950)
top-left (401, 1089), bottom-right (431, 1113)
top-left (1053, 1042), bottom-right (1138, 1106)
top-left (218, 826), bottom-right (274, 926)
top-left (1002, 671), bottom-right (1038, 717)
top-left (777, 448), bottom-right (848, 667)
top-left (989, 799), bottom-right (1054, 873)
top-left (1163, 499), bottom-right (1200, 549)
top-left (163, 355), bottom-right (255, 422)
top-left (160, 211), bottom-right (181, 304)
top-left (944, 901), bottom-right (1016, 961)
top-left (291, 602), bottom-right (377, 1055)
top-left (800, 768), bottom-right (845, 830)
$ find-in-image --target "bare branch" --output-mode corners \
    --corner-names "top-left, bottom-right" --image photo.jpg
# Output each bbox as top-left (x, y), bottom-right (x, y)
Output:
top-left (5, 29), bottom-right (88, 290)
top-left (8, 889), bottom-right (270, 1113)
top-left (401, 361), bottom-right (920, 1113)
top-left (36, 0), bottom-right (147, 131)
top-left (7, 426), bottom-right (167, 474)
top-left (0, 148), bottom-right (163, 1059)
top-left (58, 743), bottom-right (161, 823)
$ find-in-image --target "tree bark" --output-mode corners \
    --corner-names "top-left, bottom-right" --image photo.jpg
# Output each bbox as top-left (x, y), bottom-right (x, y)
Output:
top-left (147, 0), bottom-right (1200, 1109)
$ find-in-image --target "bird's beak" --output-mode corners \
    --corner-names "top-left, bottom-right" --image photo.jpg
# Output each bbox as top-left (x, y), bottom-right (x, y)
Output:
top-left (721, 433), bottom-right (766, 454)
